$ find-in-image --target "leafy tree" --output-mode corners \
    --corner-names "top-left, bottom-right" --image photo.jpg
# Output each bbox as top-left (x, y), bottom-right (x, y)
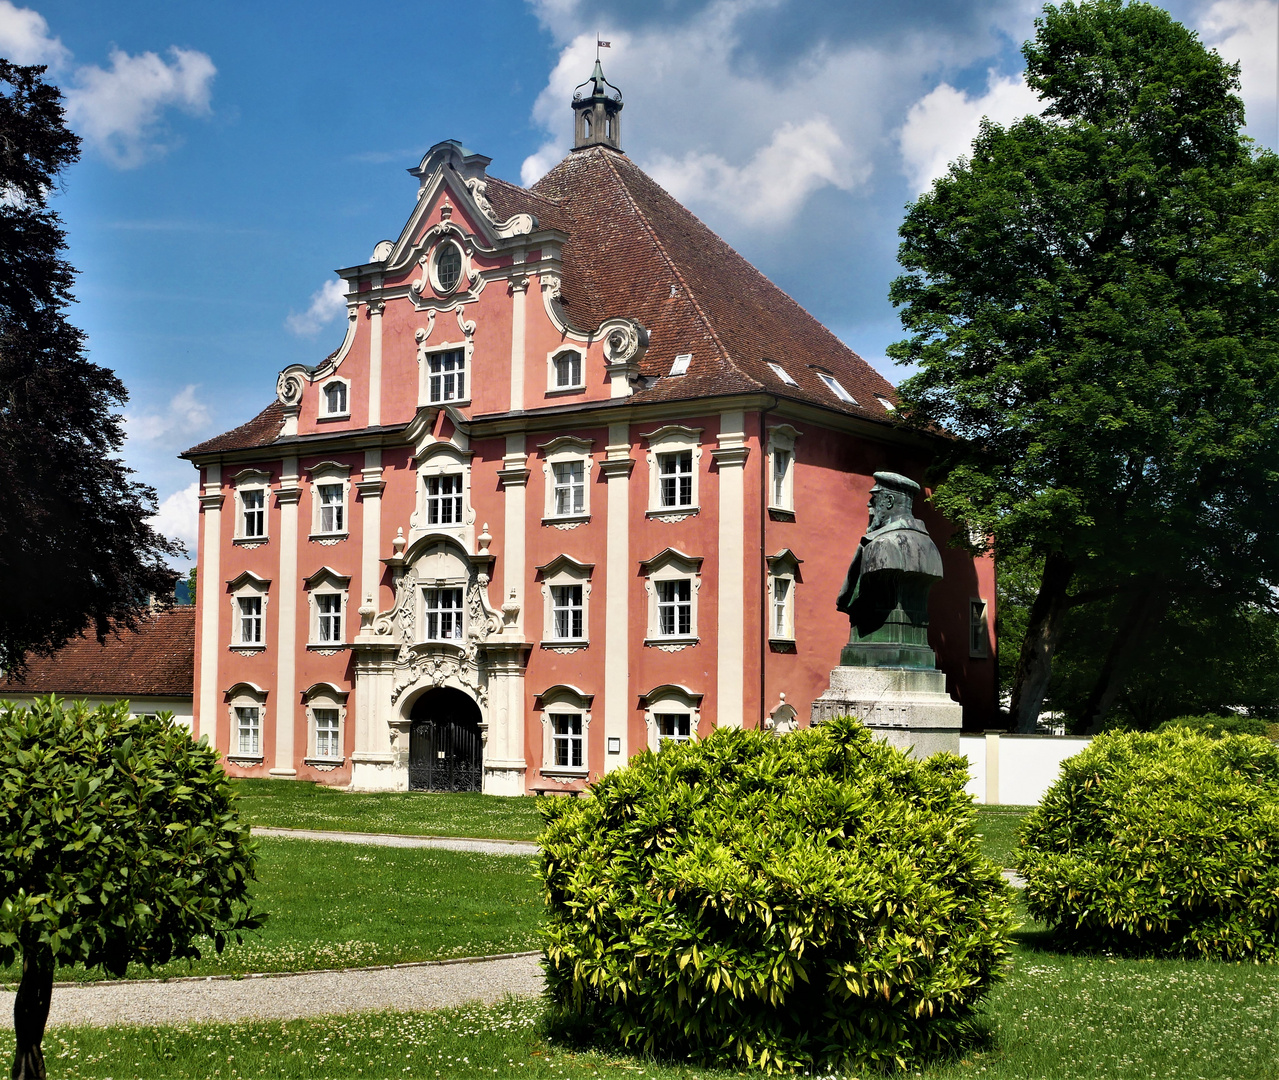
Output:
top-left (0, 61), bottom-right (180, 674)
top-left (890, 0), bottom-right (1279, 731)
top-left (0, 698), bottom-right (263, 1080)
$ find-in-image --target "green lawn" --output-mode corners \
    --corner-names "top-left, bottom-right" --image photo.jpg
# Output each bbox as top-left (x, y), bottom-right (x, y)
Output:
top-left (0, 838), bottom-right (541, 986)
top-left (974, 805), bottom-right (1032, 868)
top-left (232, 779), bottom-right (545, 841)
top-left (37, 933), bottom-right (1279, 1080)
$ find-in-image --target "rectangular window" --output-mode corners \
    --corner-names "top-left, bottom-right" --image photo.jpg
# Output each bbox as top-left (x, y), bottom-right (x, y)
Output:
top-left (318, 484), bottom-right (344, 533)
top-left (553, 352), bottom-right (582, 388)
top-left (236, 706), bottom-right (260, 756)
top-left (551, 584), bottom-right (584, 640)
top-left (238, 596), bottom-right (262, 644)
top-left (773, 578), bottom-right (790, 637)
top-left (970, 599), bottom-right (989, 658)
top-left (658, 451), bottom-right (694, 508)
top-left (324, 382), bottom-right (348, 415)
top-left (656, 579), bottom-right (692, 636)
top-left (552, 713), bottom-right (584, 768)
top-left (314, 708), bottom-right (340, 758)
top-left (425, 474), bottom-right (464, 525)
top-left (772, 449), bottom-right (790, 506)
top-left (241, 489), bottom-right (265, 538)
top-left (317, 593), bottom-right (342, 643)
top-left (657, 712), bottom-right (691, 746)
top-left (424, 587), bottom-right (464, 641)
top-left (552, 460), bottom-right (585, 516)
top-left (428, 349), bottom-right (466, 403)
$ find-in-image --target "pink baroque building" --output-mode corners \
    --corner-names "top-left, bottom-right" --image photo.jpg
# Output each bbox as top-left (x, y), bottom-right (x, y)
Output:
top-left (183, 66), bottom-right (997, 795)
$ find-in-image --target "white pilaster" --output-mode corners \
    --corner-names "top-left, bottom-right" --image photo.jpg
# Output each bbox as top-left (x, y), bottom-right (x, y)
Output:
top-left (497, 435), bottom-right (529, 634)
top-left (711, 413), bottom-right (749, 729)
top-left (601, 425), bottom-right (634, 769)
top-left (272, 457), bottom-right (301, 776)
top-left (197, 464), bottom-right (223, 743)
top-left (367, 300), bottom-right (384, 428)
top-left (356, 449), bottom-right (384, 610)
top-left (509, 270), bottom-right (528, 412)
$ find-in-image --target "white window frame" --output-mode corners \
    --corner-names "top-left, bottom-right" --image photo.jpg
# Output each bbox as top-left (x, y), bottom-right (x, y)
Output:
top-left (536, 685), bottom-right (593, 778)
top-left (970, 598), bottom-right (990, 659)
top-left (642, 684), bottom-right (702, 752)
top-left (416, 335), bottom-right (474, 408)
top-left (537, 554), bottom-right (593, 648)
top-left (425, 346), bottom-right (467, 404)
top-left (767, 361), bottom-right (798, 386)
top-left (642, 425), bottom-right (703, 520)
top-left (227, 571), bottom-right (270, 651)
top-left (414, 444), bottom-right (474, 540)
top-left (423, 586), bottom-right (466, 642)
top-left (308, 462), bottom-right (351, 541)
top-left (302, 682), bottom-right (348, 765)
top-left (547, 347), bottom-right (586, 393)
top-left (424, 472), bottom-right (466, 527)
top-left (816, 371), bottom-right (858, 405)
top-left (766, 424), bottom-right (801, 515)
top-left (320, 377), bottom-right (350, 419)
top-left (539, 436), bottom-right (594, 526)
top-left (225, 683), bottom-right (267, 764)
top-left (431, 240), bottom-right (465, 296)
top-left (232, 469), bottom-right (270, 543)
top-left (305, 567), bottom-right (351, 649)
top-left (765, 549), bottom-right (803, 646)
top-left (641, 548), bottom-right (702, 648)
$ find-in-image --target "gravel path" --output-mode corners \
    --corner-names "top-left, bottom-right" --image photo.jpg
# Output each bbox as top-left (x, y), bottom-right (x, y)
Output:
top-left (0, 953), bottom-right (544, 1030)
top-left (251, 826), bottom-right (537, 857)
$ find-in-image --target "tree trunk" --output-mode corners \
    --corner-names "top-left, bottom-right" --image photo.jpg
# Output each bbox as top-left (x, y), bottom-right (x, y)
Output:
top-left (1009, 551), bottom-right (1075, 733)
top-left (1081, 585), bottom-right (1168, 733)
top-left (12, 944), bottom-right (52, 1080)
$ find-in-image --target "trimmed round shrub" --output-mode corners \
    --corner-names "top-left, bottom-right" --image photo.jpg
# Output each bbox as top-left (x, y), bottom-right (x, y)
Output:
top-left (1155, 713), bottom-right (1271, 739)
top-left (538, 717), bottom-right (1014, 1075)
top-left (1017, 728), bottom-right (1279, 958)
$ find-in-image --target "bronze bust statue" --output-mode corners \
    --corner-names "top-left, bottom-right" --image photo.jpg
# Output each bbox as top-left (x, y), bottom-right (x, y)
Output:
top-left (836, 472), bottom-right (943, 668)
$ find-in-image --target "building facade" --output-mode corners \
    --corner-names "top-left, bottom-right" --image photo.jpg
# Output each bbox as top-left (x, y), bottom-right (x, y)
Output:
top-left (183, 68), bottom-right (996, 794)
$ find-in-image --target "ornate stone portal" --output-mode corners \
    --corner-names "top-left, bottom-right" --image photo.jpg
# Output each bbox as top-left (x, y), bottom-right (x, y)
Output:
top-left (811, 472), bottom-right (962, 757)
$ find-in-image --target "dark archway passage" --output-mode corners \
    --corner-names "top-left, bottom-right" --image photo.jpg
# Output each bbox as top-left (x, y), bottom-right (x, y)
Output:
top-left (408, 687), bottom-right (483, 792)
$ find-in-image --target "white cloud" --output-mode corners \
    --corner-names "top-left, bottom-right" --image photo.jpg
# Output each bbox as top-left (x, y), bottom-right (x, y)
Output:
top-left (149, 481), bottom-right (199, 552)
top-left (647, 117), bottom-right (863, 228)
top-left (0, 0), bottom-right (68, 68)
top-left (1198, 0), bottom-right (1278, 146)
top-left (126, 384), bottom-right (211, 445)
top-left (286, 278), bottom-right (349, 337)
top-left (64, 46), bottom-right (216, 168)
top-left (521, 140), bottom-right (563, 187)
top-left (899, 71), bottom-right (1043, 193)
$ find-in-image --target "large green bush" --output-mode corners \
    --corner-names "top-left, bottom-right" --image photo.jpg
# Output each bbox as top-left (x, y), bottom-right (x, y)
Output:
top-left (0, 697), bottom-right (263, 1079)
top-left (1017, 728), bottom-right (1279, 958)
top-left (1154, 713), bottom-right (1271, 738)
top-left (538, 718), bottom-right (1014, 1075)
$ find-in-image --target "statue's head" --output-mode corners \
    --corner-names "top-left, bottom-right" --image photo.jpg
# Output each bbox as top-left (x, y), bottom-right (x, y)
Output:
top-left (867, 471), bottom-right (920, 531)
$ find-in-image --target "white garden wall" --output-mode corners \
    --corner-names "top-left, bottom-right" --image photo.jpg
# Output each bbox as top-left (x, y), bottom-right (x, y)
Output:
top-left (960, 733), bottom-right (1092, 805)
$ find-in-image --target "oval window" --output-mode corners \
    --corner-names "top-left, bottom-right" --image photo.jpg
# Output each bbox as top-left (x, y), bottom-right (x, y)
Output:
top-left (435, 243), bottom-right (462, 293)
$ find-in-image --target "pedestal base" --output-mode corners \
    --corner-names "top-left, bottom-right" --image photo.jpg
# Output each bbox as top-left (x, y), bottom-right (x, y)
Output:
top-left (811, 665), bottom-right (962, 758)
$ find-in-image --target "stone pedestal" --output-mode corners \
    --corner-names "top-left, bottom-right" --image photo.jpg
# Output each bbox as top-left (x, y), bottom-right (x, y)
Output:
top-left (811, 664), bottom-right (962, 758)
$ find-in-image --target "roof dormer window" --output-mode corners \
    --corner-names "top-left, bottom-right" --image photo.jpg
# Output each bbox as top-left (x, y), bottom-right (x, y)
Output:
top-left (321, 379), bottom-right (349, 418)
top-left (767, 361), bottom-right (797, 386)
top-left (669, 353), bottom-right (691, 377)
top-left (816, 372), bottom-right (857, 405)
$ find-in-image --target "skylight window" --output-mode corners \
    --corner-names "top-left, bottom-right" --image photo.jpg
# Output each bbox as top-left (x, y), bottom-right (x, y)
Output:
top-left (767, 362), bottom-right (797, 387)
top-left (876, 394), bottom-right (896, 412)
top-left (669, 353), bottom-right (692, 377)
top-left (817, 372), bottom-right (857, 405)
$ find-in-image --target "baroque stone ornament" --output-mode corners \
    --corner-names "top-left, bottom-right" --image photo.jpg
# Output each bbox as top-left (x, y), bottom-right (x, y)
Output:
top-left (600, 316), bottom-right (649, 365)
top-left (276, 372), bottom-right (304, 406)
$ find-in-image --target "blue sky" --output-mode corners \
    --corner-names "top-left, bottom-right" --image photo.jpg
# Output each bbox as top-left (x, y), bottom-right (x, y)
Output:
top-left (2, 0), bottom-right (1275, 565)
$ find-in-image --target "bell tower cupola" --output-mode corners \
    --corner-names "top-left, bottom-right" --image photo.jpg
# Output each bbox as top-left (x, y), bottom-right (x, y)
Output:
top-left (571, 60), bottom-right (623, 151)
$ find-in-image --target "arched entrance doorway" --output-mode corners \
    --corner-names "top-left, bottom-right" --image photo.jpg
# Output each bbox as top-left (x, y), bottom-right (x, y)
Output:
top-left (407, 687), bottom-right (483, 792)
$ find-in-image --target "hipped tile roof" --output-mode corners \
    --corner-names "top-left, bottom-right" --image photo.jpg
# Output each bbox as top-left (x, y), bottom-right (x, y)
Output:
top-left (1, 607), bottom-right (195, 699)
top-left (189, 147), bottom-right (898, 456)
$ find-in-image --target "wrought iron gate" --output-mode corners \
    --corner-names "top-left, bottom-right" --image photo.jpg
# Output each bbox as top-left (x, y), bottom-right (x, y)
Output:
top-left (408, 715), bottom-right (482, 792)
